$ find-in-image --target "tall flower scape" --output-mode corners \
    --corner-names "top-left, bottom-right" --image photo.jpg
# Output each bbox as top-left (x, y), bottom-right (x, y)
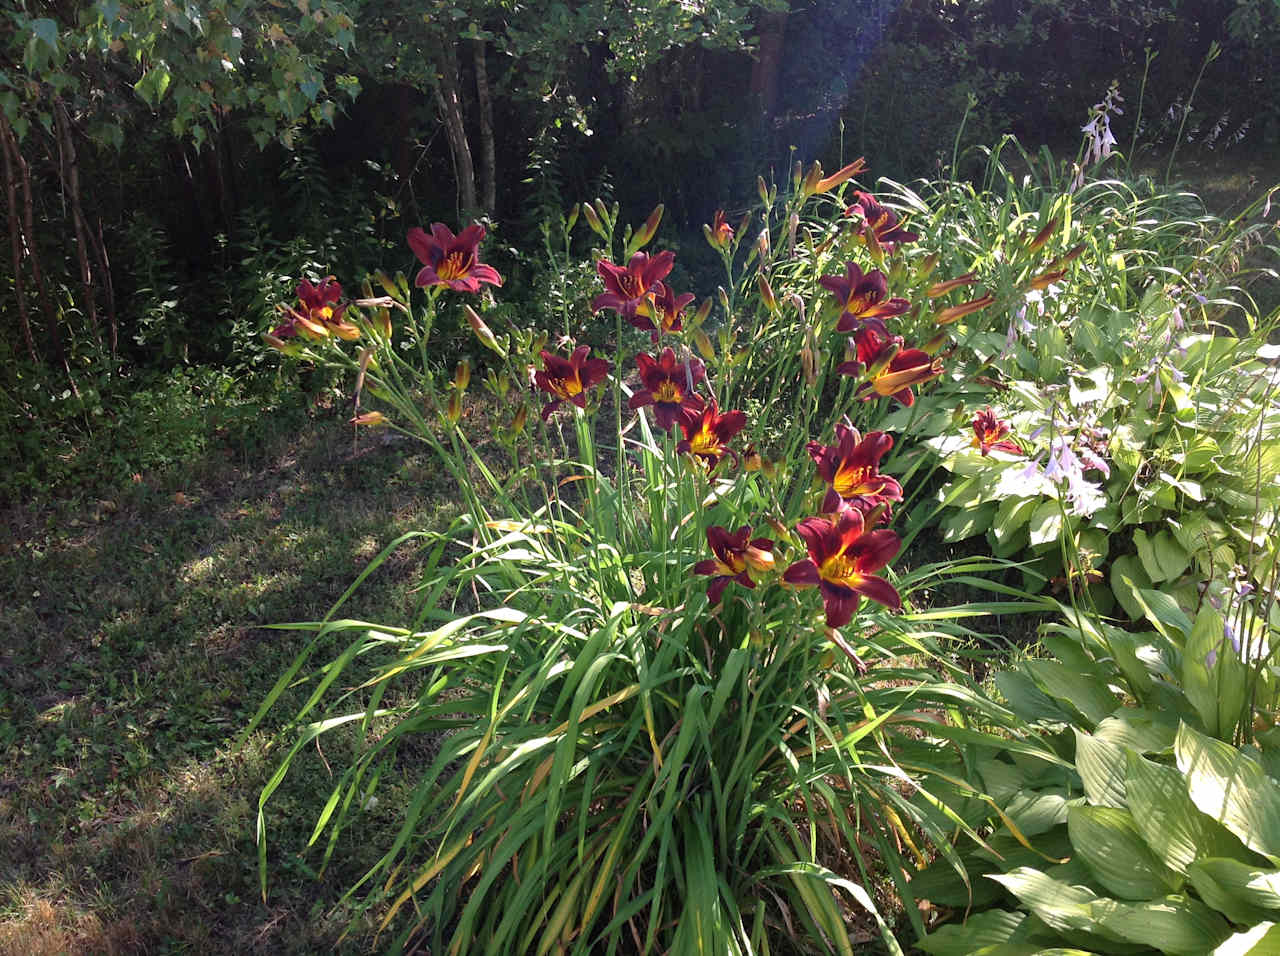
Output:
top-left (254, 156), bottom-right (1081, 952)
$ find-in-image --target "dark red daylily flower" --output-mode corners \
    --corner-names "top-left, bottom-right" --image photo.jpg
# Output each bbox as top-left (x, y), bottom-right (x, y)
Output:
top-left (843, 191), bottom-right (919, 249)
top-left (272, 276), bottom-right (359, 340)
top-left (644, 282), bottom-right (696, 339)
top-left (533, 345), bottom-right (612, 420)
top-left (704, 210), bottom-right (734, 250)
top-left (629, 348), bottom-right (706, 431)
top-left (408, 223), bottom-right (504, 292)
top-left (676, 398), bottom-right (747, 471)
top-left (692, 525), bottom-right (775, 604)
top-left (591, 251), bottom-right (675, 319)
top-left (782, 509), bottom-right (902, 628)
top-left (845, 326), bottom-right (899, 369)
top-left (971, 407), bottom-right (1023, 456)
top-left (807, 423), bottom-right (903, 515)
top-left (818, 262), bottom-right (910, 334)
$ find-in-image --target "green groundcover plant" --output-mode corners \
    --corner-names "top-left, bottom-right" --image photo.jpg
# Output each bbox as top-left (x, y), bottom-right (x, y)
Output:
top-left (246, 156), bottom-right (1073, 952)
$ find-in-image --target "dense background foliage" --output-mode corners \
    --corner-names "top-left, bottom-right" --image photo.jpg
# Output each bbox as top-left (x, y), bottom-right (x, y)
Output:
top-left (2, 0), bottom-right (1277, 502)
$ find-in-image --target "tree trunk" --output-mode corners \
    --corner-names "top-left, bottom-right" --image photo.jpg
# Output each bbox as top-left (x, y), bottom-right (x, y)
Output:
top-left (750, 11), bottom-right (788, 120)
top-left (54, 101), bottom-right (103, 353)
top-left (433, 38), bottom-right (478, 219)
top-left (473, 38), bottom-right (496, 216)
top-left (0, 116), bottom-right (38, 364)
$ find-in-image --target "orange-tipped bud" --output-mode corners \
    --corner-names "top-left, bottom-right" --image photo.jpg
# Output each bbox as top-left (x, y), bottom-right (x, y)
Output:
top-left (757, 175), bottom-right (770, 205)
top-left (756, 227), bottom-right (771, 262)
top-left (454, 359), bottom-right (471, 392)
top-left (693, 329), bottom-right (715, 362)
top-left (1027, 269), bottom-right (1066, 291)
top-left (744, 544), bottom-right (775, 574)
top-left (787, 212), bottom-right (799, 257)
top-left (799, 161), bottom-right (824, 198)
top-left (594, 199), bottom-right (612, 226)
top-left (935, 293), bottom-right (996, 325)
top-left (446, 390), bottom-right (462, 425)
top-left (465, 305), bottom-right (505, 356)
top-left (926, 272), bottom-right (978, 298)
top-left (765, 515), bottom-right (790, 538)
top-left (262, 333), bottom-right (290, 351)
top-left (566, 203), bottom-right (580, 231)
top-left (378, 307), bottom-right (393, 339)
top-left (813, 157), bottom-right (867, 194)
top-left (867, 341), bottom-right (900, 377)
top-left (915, 252), bottom-right (941, 281)
top-left (758, 274), bottom-right (778, 312)
top-left (791, 159), bottom-right (804, 192)
top-left (692, 298), bottom-right (712, 329)
top-left (1060, 242), bottom-right (1086, 263)
top-left (355, 346), bottom-right (374, 395)
top-left (581, 202), bottom-right (605, 237)
top-left (350, 411), bottom-right (387, 427)
top-left (922, 331), bottom-right (950, 355)
top-left (633, 203), bottom-right (664, 247)
top-left (331, 321), bottom-right (362, 341)
top-left (531, 330), bottom-right (548, 355)
top-left (510, 404), bottom-right (527, 434)
top-left (717, 285), bottom-right (731, 313)
top-left (1026, 217), bottom-right (1058, 253)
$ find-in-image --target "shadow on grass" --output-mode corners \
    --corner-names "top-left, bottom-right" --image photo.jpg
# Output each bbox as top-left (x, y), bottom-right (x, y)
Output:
top-left (0, 412), bottom-right (462, 953)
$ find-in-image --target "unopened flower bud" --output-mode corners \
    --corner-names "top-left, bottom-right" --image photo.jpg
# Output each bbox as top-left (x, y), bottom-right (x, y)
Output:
top-left (510, 404), bottom-right (527, 434)
top-left (743, 445), bottom-right (763, 472)
top-left (744, 544), bottom-right (775, 574)
top-left (378, 307), bottom-right (393, 339)
top-left (350, 411), bottom-right (387, 426)
top-left (926, 273), bottom-right (978, 298)
top-left (693, 329), bottom-right (716, 362)
top-left (465, 305), bottom-right (506, 356)
top-left (757, 175), bottom-right (770, 206)
top-left (262, 333), bottom-right (290, 351)
top-left (717, 285), bottom-right (730, 313)
top-left (787, 212), bottom-right (799, 258)
top-left (758, 274), bottom-right (778, 312)
top-left (696, 296), bottom-right (716, 330)
top-left (915, 252), bottom-right (940, 281)
top-left (633, 203), bottom-right (663, 247)
top-left (813, 157), bottom-right (867, 195)
top-left (765, 515), bottom-right (790, 538)
top-left (922, 331), bottom-right (950, 355)
top-left (799, 160), bottom-right (823, 198)
top-left (801, 346), bottom-right (819, 386)
top-left (935, 293), bottom-right (996, 325)
top-left (791, 159), bottom-right (803, 192)
top-left (1060, 242), bottom-right (1086, 263)
top-left (375, 270), bottom-right (400, 299)
top-left (566, 203), bottom-right (580, 231)
top-left (1026, 217), bottom-right (1058, 253)
top-left (446, 390), bottom-right (462, 424)
top-left (581, 202), bottom-right (605, 237)
top-left (1026, 269), bottom-right (1066, 291)
top-left (454, 359), bottom-right (471, 392)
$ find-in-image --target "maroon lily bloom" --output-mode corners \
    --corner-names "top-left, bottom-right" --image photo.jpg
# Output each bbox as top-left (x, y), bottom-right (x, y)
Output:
top-left (844, 192), bottom-right (919, 250)
top-left (629, 348), bottom-right (706, 431)
top-left (971, 408), bottom-right (1023, 456)
top-left (676, 398), bottom-right (747, 471)
top-left (273, 276), bottom-right (359, 340)
top-left (807, 424), bottom-right (903, 515)
top-left (408, 223), bottom-right (504, 292)
top-left (782, 509), bottom-right (902, 628)
top-left (818, 262), bottom-right (911, 334)
top-left (692, 525), bottom-right (775, 604)
top-left (533, 345), bottom-right (612, 420)
top-left (638, 282), bottom-right (696, 340)
top-left (591, 251), bottom-right (675, 319)
top-left (704, 210), bottom-right (735, 250)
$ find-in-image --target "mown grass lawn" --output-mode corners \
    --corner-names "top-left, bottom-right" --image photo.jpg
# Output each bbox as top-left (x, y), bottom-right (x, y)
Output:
top-left (1, 407), bottom-right (460, 953)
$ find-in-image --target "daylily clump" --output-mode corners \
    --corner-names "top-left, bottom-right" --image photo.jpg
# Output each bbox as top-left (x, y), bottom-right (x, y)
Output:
top-left (408, 223), bottom-right (504, 292)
